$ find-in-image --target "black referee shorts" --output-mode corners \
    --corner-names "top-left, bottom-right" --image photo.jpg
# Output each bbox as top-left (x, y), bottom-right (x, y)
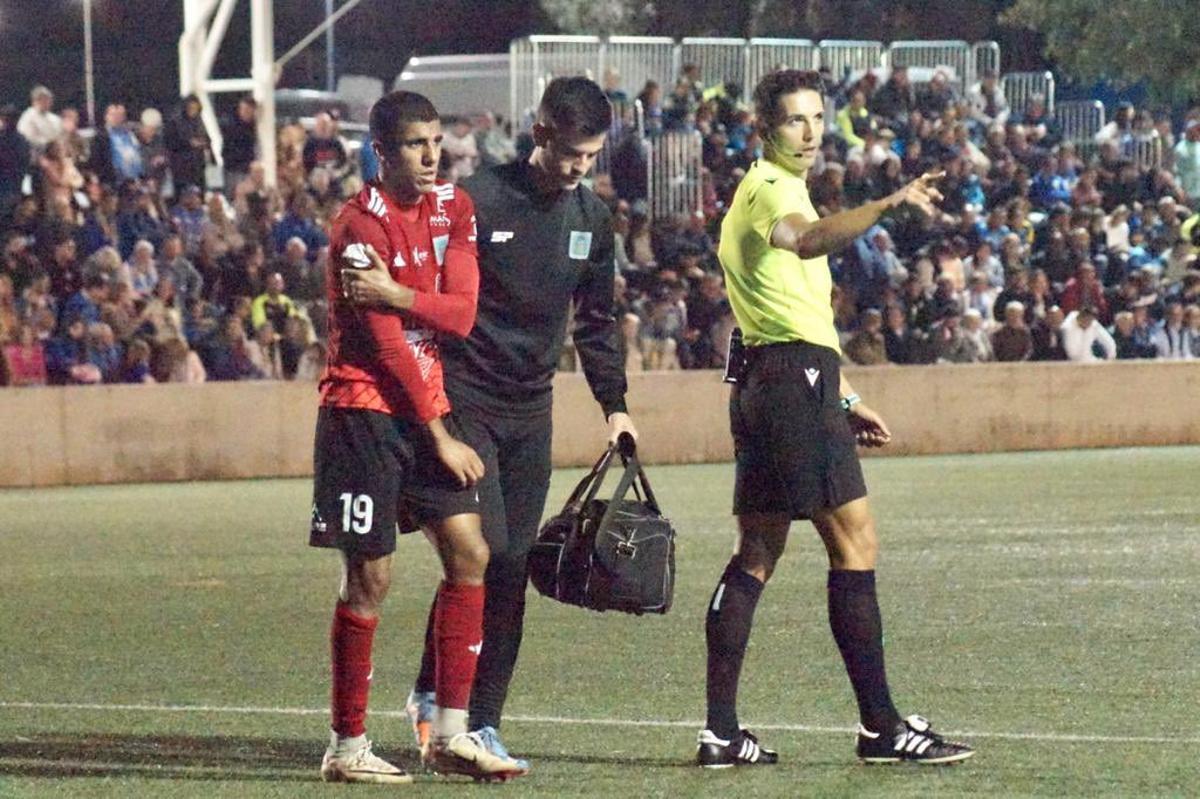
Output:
top-left (309, 407), bottom-right (480, 558)
top-left (730, 339), bottom-right (867, 520)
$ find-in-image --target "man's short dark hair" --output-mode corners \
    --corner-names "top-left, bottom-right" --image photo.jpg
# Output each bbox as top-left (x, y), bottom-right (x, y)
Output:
top-left (753, 69), bottom-right (826, 136)
top-left (370, 91), bottom-right (438, 153)
top-left (537, 77), bottom-right (612, 137)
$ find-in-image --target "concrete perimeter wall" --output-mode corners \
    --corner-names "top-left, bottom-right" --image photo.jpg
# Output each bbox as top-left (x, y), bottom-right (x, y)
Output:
top-left (3, 362), bottom-right (1199, 487)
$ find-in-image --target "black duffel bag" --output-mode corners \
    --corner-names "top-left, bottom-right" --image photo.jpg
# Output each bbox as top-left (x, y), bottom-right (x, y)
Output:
top-left (528, 433), bottom-right (675, 615)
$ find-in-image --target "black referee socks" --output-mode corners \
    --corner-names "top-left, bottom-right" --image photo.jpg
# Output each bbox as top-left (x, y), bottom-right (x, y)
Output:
top-left (705, 559), bottom-right (765, 740)
top-left (827, 569), bottom-right (902, 734)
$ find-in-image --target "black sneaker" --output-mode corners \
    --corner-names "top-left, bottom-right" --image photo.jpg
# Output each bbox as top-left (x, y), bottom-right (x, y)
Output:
top-left (857, 715), bottom-right (974, 765)
top-left (696, 729), bottom-right (779, 768)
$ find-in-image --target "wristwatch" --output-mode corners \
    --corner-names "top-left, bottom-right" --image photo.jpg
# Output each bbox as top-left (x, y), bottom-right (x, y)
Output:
top-left (840, 393), bottom-right (861, 412)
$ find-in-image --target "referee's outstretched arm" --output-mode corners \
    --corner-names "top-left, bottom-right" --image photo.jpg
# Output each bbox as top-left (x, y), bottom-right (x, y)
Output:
top-left (772, 171), bottom-right (944, 260)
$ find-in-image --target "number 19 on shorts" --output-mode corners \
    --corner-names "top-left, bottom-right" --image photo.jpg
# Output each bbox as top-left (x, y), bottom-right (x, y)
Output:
top-left (339, 493), bottom-right (374, 534)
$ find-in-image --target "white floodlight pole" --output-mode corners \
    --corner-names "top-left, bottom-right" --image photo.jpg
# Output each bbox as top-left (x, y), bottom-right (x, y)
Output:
top-left (82, 0), bottom-right (96, 126)
top-left (251, 0), bottom-right (277, 186)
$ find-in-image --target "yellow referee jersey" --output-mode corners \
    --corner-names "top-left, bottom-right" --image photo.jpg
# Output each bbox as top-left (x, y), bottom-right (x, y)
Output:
top-left (718, 158), bottom-right (839, 353)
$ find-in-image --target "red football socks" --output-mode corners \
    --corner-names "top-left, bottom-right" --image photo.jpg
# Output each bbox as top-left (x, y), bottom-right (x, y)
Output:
top-left (330, 602), bottom-right (378, 738)
top-left (434, 581), bottom-right (485, 712)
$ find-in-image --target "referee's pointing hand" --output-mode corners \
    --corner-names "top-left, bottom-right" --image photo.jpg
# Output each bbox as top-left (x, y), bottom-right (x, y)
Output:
top-left (886, 170), bottom-right (945, 218)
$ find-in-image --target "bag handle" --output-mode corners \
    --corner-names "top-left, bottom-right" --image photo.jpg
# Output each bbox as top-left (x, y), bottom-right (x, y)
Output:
top-left (593, 434), bottom-right (663, 537)
top-left (561, 444), bottom-right (618, 514)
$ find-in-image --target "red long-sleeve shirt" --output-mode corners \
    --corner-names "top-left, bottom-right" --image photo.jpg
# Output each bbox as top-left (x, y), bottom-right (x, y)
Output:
top-left (320, 180), bottom-right (478, 422)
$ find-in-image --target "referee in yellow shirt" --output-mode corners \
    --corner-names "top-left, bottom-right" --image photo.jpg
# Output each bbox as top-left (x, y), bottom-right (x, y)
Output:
top-left (696, 70), bottom-right (974, 768)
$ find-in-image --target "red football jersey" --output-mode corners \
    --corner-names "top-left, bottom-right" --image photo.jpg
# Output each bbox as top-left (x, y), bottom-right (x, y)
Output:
top-left (321, 180), bottom-right (478, 422)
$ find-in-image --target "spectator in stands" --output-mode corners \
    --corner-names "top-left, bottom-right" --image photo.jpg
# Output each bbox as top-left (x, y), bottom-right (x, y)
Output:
top-left (870, 65), bottom-right (915, 127)
top-left (59, 272), bottom-right (108, 332)
top-left (302, 111), bottom-right (348, 182)
top-left (159, 233), bottom-right (203, 306)
top-left (836, 90), bottom-right (875, 152)
top-left (1152, 300), bottom-right (1192, 359)
top-left (992, 300), bottom-right (1033, 361)
top-left (117, 184), bottom-right (168, 260)
top-left (1111, 310), bottom-right (1156, 359)
top-left (1030, 305), bottom-right (1067, 360)
top-left (637, 81), bottom-right (663, 138)
top-left (250, 272), bottom-right (297, 335)
top-left (1030, 155), bottom-right (1072, 210)
top-left (683, 273), bottom-right (726, 369)
top-left (440, 117), bottom-right (479, 183)
top-left (1016, 93), bottom-right (1060, 148)
top-left (89, 104), bottom-right (141, 187)
top-left (118, 337), bottom-right (155, 383)
top-left (58, 107), bottom-right (87, 163)
top-left (662, 79), bottom-right (698, 131)
top-left (1175, 120), bottom-right (1200, 208)
top-left (274, 236), bottom-right (322, 302)
top-left (0, 105), bottom-right (30, 212)
top-left (171, 185), bottom-right (207, 257)
top-left (246, 322), bottom-right (284, 379)
top-left (967, 70), bottom-right (1010, 132)
top-left (164, 95), bottom-right (211, 193)
top-left (959, 308), bottom-right (993, 361)
top-left (1062, 306), bottom-right (1116, 361)
top-left (137, 108), bottom-right (170, 190)
top-left (152, 336), bottom-right (206, 383)
top-left (17, 86), bottom-right (61, 156)
top-left (961, 270), bottom-right (998, 320)
top-left (221, 96), bottom-right (258, 197)
top-left (203, 313), bottom-right (263, 381)
top-left (272, 192), bottom-right (327, 255)
top-left (295, 338), bottom-right (326, 381)
top-left (124, 239), bottom-right (158, 297)
top-left (45, 317), bottom-right (101, 384)
top-left (3, 323), bottom-right (47, 386)
top-left (844, 308), bottom-right (889, 365)
top-left (474, 112), bottom-right (516, 168)
top-left (916, 71), bottom-right (955, 119)
top-left (1059, 261), bottom-right (1109, 321)
top-left (37, 140), bottom-right (83, 216)
top-left (85, 321), bottom-right (122, 382)
top-left (201, 192), bottom-right (243, 262)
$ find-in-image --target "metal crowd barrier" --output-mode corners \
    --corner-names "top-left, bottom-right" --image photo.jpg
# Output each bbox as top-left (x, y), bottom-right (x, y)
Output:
top-left (1002, 71), bottom-right (1055, 115)
top-left (887, 40), bottom-right (972, 91)
top-left (678, 37), bottom-right (748, 96)
top-left (971, 41), bottom-right (1001, 88)
top-left (746, 38), bottom-right (818, 98)
top-left (509, 35), bottom-right (602, 128)
top-left (816, 39), bottom-right (887, 82)
top-left (603, 36), bottom-right (677, 102)
top-left (1057, 100), bottom-right (1106, 144)
top-left (1129, 135), bottom-right (1164, 171)
top-left (649, 130), bottom-right (704, 220)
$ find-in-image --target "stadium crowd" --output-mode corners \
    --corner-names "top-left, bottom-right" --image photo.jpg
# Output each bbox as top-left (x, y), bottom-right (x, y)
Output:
top-left (2, 65), bottom-right (1199, 387)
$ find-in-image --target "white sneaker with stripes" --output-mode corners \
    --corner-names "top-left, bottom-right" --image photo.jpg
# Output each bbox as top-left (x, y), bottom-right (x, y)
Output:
top-left (857, 714), bottom-right (975, 765)
top-left (696, 728), bottom-right (779, 768)
top-left (320, 738), bottom-right (413, 783)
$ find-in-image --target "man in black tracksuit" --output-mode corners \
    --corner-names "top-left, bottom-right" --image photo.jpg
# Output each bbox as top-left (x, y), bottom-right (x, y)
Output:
top-left (341, 77), bottom-right (637, 769)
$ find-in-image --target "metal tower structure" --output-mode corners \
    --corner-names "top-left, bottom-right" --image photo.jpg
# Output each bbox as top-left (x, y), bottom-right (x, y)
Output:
top-left (178, 0), bottom-right (370, 186)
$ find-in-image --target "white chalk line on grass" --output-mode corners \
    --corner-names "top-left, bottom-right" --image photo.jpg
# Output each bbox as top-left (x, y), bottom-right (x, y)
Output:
top-left (1, 701), bottom-right (1196, 746)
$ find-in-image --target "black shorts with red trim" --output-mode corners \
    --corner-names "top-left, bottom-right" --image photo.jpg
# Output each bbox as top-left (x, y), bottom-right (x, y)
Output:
top-left (309, 406), bottom-right (479, 557)
top-left (730, 339), bottom-right (867, 520)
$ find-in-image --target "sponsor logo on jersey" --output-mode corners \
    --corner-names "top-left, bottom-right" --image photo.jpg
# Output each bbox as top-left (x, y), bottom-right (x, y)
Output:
top-left (569, 230), bottom-right (592, 260)
top-left (468, 641), bottom-right (483, 655)
top-left (433, 183), bottom-right (455, 216)
top-left (310, 503), bottom-right (327, 534)
top-left (491, 231), bottom-right (515, 243)
top-left (412, 247), bottom-right (430, 266)
top-left (468, 215), bottom-right (477, 243)
top-left (805, 367), bottom-right (820, 387)
top-left (392, 250), bottom-right (406, 268)
top-left (429, 214), bottom-right (452, 227)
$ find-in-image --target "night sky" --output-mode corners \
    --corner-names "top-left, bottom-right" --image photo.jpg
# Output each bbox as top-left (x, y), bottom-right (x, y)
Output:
top-left (0, 0), bottom-right (543, 121)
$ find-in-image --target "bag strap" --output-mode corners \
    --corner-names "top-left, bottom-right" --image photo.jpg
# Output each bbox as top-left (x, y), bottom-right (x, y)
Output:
top-left (593, 435), bottom-right (663, 536)
top-left (562, 444), bottom-right (618, 514)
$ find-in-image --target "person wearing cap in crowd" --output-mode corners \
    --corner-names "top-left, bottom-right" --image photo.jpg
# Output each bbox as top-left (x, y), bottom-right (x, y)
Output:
top-left (1062, 305), bottom-right (1116, 362)
top-left (17, 86), bottom-right (62, 155)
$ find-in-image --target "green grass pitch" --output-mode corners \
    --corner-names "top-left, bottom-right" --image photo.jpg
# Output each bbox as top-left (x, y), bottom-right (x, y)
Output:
top-left (1, 447), bottom-right (1197, 797)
